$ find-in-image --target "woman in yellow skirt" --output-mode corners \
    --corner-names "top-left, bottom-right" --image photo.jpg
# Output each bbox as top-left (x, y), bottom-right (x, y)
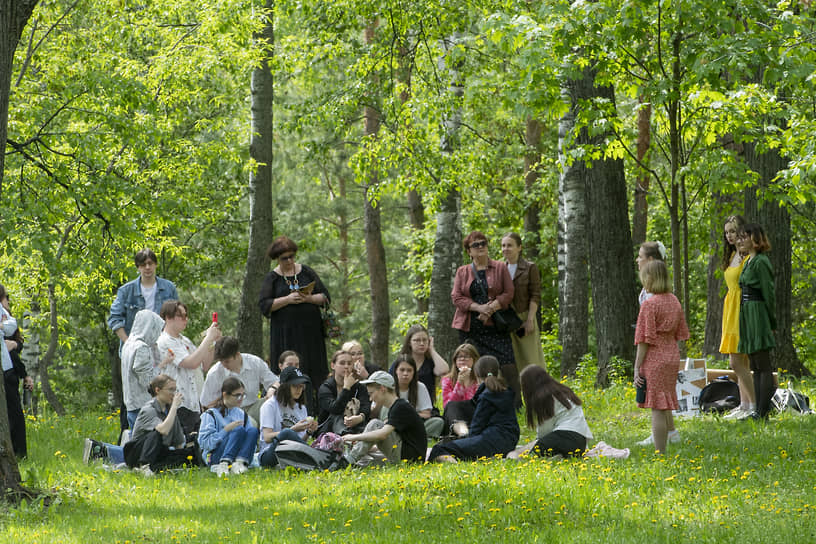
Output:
top-left (719, 215), bottom-right (755, 418)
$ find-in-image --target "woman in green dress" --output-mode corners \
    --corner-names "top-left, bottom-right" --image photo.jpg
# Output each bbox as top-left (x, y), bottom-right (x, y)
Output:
top-left (737, 224), bottom-right (776, 420)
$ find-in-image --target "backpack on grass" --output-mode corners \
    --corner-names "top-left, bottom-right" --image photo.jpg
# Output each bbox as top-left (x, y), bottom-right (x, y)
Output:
top-left (275, 440), bottom-right (348, 472)
top-left (698, 377), bottom-right (740, 414)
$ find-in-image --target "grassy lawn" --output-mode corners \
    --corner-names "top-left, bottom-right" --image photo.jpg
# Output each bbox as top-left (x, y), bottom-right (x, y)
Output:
top-left (2, 379), bottom-right (815, 543)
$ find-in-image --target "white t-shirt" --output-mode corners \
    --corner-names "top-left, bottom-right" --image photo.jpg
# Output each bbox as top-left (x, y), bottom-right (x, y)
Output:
top-left (157, 332), bottom-right (203, 412)
top-left (259, 396), bottom-right (308, 452)
top-left (535, 399), bottom-right (593, 440)
top-left (199, 353), bottom-right (279, 409)
top-left (399, 382), bottom-right (434, 413)
top-left (141, 283), bottom-right (157, 313)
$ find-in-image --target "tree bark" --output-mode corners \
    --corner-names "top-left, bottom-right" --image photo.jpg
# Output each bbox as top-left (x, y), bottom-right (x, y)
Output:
top-left (523, 117), bottom-right (543, 263)
top-left (362, 20), bottom-right (390, 368)
top-left (585, 83), bottom-right (639, 387)
top-left (237, 1), bottom-right (274, 358)
top-left (427, 34), bottom-right (464, 362)
top-left (743, 142), bottom-right (809, 376)
top-left (0, 0), bottom-right (42, 502)
top-left (632, 98), bottom-right (651, 247)
top-left (556, 91), bottom-right (588, 377)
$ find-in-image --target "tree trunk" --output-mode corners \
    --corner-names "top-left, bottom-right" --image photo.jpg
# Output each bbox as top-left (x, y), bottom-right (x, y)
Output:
top-left (703, 192), bottom-right (732, 359)
top-left (427, 34), bottom-right (464, 361)
top-left (237, 1), bottom-right (274, 358)
top-left (632, 98), bottom-right (651, 247)
top-left (523, 117), bottom-right (543, 263)
top-left (39, 282), bottom-right (66, 415)
top-left (556, 89), bottom-right (589, 377)
top-left (743, 142), bottom-right (809, 376)
top-left (0, 3), bottom-right (40, 500)
top-left (362, 21), bottom-right (390, 368)
top-left (584, 83), bottom-right (639, 387)
top-left (427, 188), bottom-right (461, 362)
top-left (407, 189), bottom-right (427, 314)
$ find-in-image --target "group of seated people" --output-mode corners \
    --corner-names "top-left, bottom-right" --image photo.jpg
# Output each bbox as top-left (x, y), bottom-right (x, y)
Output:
top-left (85, 308), bottom-right (593, 475)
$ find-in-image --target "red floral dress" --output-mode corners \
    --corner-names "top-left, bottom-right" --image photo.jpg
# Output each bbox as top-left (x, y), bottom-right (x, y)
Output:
top-left (635, 293), bottom-right (690, 410)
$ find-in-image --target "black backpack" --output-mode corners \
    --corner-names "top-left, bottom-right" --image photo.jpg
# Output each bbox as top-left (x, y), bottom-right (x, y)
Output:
top-left (275, 440), bottom-right (348, 472)
top-left (698, 377), bottom-right (740, 413)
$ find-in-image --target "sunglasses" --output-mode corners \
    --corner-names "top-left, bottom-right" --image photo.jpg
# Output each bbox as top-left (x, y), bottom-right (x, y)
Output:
top-left (469, 240), bottom-right (487, 249)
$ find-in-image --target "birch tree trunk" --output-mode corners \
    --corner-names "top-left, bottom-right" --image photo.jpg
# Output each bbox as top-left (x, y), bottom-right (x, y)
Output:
top-left (237, 1), bottom-right (274, 357)
top-left (556, 93), bottom-right (588, 377)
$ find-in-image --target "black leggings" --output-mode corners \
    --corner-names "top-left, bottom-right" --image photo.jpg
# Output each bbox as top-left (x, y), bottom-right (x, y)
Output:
top-left (532, 430), bottom-right (587, 458)
top-left (749, 350), bottom-right (776, 419)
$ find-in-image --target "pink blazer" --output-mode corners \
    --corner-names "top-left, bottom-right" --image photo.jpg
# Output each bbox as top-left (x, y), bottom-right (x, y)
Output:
top-left (451, 259), bottom-right (514, 331)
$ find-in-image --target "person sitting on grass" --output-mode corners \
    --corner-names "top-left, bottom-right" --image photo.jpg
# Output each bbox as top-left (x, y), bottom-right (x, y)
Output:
top-left (123, 374), bottom-right (202, 476)
top-left (441, 343), bottom-right (480, 437)
top-left (342, 371), bottom-right (427, 466)
top-left (199, 337), bottom-right (279, 425)
top-left (259, 366), bottom-right (318, 468)
top-left (391, 354), bottom-right (445, 438)
top-left (197, 377), bottom-right (260, 476)
top-left (428, 356), bottom-right (519, 463)
top-left (508, 366), bottom-right (592, 459)
top-left (317, 350), bottom-right (371, 436)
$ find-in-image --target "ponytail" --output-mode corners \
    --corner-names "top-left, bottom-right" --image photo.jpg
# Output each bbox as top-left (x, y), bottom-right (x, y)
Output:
top-left (474, 356), bottom-right (507, 393)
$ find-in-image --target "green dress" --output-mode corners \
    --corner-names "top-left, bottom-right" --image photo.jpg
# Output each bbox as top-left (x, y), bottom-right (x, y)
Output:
top-left (737, 253), bottom-right (776, 354)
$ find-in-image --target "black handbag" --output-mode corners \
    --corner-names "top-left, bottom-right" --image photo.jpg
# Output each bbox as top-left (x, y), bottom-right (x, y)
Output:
top-left (470, 263), bottom-right (522, 333)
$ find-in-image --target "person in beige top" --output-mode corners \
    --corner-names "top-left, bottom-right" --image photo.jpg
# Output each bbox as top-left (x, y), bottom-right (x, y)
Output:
top-left (501, 233), bottom-right (546, 369)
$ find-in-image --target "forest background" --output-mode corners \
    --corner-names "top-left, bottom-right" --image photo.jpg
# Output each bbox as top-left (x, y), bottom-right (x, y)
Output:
top-left (1, 0), bottom-right (816, 425)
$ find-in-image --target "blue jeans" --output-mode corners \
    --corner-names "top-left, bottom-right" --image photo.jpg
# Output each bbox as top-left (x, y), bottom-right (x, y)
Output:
top-left (127, 410), bottom-right (140, 431)
top-left (208, 426), bottom-right (260, 466)
top-left (259, 428), bottom-right (304, 467)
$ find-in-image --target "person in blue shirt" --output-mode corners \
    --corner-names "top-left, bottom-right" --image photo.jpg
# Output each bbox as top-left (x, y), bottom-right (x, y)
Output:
top-left (198, 377), bottom-right (260, 476)
top-left (108, 248), bottom-right (178, 436)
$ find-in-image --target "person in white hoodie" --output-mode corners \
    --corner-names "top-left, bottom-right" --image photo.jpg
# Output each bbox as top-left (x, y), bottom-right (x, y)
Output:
top-left (121, 309), bottom-right (171, 429)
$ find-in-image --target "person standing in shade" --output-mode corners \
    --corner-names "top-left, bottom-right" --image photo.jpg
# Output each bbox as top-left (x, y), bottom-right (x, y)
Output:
top-left (501, 232), bottom-right (546, 370)
top-left (719, 215), bottom-right (755, 418)
top-left (451, 231), bottom-right (520, 408)
top-left (109, 248), bottom-right (178, 435)
top-left (259, 236), bottom-right (330, 409)
top-left (737, 224), bottom-right (777, 420)
top-left (1, 285), bottom-right (33, 458)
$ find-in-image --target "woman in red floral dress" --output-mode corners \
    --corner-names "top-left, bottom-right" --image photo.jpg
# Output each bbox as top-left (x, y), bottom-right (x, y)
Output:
top-left (633, 260), bottom-right (689, 453)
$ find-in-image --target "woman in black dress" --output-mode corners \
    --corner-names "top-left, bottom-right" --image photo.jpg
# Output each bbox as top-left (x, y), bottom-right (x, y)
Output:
top-left (259, 236), bottom-right (330, 402)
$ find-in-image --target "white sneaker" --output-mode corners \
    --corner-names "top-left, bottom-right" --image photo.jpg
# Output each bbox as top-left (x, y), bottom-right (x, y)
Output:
top-left (723, 408), bottom-right (746, 420)
top-left (211, 461), bottom-right (230, 477)
top-left (135, 464), bottom-right (155, 477)
top-left (230, 460), bottom-right (248, 475)
top-left (120, 429), bottom-right (132, 446)
top-left (637, 430), bottom-right (680, 446)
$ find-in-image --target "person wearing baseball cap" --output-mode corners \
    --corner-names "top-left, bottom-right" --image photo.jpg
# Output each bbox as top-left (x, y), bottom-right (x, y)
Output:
top-left (342, 371), bottom-right (427, 465)
top-left (258, 365), bottom-right (317, 467)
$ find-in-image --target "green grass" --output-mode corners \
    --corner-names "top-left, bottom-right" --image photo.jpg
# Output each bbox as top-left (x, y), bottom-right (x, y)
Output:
top-left (2, 379), bottom-right (816, 543)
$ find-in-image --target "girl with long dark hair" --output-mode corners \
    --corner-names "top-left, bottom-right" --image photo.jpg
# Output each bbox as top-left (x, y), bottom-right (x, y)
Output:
top-left (508, 366), bottom-right (592, 458)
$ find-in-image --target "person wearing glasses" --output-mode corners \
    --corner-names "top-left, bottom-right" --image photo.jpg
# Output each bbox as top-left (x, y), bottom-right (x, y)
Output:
top-left (389, 325), bottom-right (448, 408)
top-left (259, 235), bottom-right (331, 407)
top-left (198, 377), bottom-right (260, 476)
top-left (157, 300), bottom-right (221, 437)
top-left (451, 231), bottom-right (520, 407)
top-left (123, 374), bottom-right (202, 476)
